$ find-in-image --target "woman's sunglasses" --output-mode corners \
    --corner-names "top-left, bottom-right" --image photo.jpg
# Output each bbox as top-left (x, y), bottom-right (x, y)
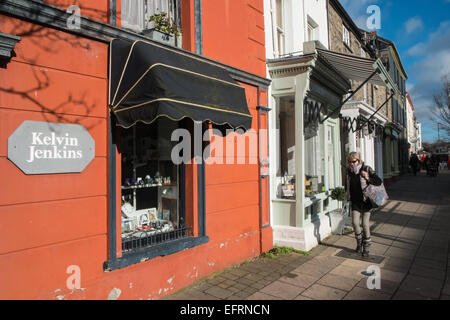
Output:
top-left (349, 160), bottom-right (359, 164)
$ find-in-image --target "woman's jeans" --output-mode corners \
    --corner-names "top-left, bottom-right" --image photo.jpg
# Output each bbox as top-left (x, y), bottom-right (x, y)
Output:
top-left (352, 209), bottom-right (372, 251)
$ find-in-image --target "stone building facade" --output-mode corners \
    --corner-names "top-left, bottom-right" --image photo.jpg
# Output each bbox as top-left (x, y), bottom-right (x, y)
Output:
top-left (328, 0), bottom-right (391, 179)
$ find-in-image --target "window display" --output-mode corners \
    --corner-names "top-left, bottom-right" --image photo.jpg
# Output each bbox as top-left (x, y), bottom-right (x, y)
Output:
top-left (276, 96), bottom-right (296, 199)
top-left (120, 118), bottom-right (188, 253)
top-left (304, 122), bottom-right (324, 197)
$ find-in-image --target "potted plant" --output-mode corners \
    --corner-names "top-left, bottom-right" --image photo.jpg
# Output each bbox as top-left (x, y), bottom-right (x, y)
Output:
top-left (328, 187), bottom-right (350, 235)
top-left (330, 186), bottom-right (346, 203)
top-left (142, 12), bottom-right (182, 47)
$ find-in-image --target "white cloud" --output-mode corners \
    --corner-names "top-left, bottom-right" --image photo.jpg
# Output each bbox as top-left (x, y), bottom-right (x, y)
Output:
top-left (407, 21), bottom-right (450, 56)
top-left (339, 0), bottom-right (382, 29)
top-left (404, 17), bottom-right (423, 34)
top-left (407, 23), bottom-right (450, 141)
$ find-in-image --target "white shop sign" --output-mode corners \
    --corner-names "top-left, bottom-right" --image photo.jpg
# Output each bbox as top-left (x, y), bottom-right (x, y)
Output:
top-left (8, 121), bottom-right (95, 174)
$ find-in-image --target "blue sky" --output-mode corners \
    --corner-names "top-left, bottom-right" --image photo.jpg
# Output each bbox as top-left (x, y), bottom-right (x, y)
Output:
top-left (339, 0), bottom-right (450, 142)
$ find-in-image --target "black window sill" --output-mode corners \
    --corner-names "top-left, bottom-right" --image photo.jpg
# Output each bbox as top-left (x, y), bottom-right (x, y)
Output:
top-left (103, 236), bottom-right (209, 271)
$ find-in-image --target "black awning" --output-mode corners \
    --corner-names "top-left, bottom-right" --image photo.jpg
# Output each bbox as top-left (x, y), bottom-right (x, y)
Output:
top-left (109, 39), bottom-right (252, 130)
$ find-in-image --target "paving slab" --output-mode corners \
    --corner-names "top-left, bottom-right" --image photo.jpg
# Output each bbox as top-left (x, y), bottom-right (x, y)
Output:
top-left (291, 261), bottom-right (333, 278)
top-left (301, 284), bottom-right (347, 300)
top-left (317, 273), bottom-right (360, 291)
top-left (293, 295), bottom-right (313, 300)
top-left (397, 274), bottom-right (443, 299)
top-left (279, 272), bottom-right (320, 289)
top-left (343, 286), bottom-right (391, 300)
top-left (384, 246), bottom-right (417, 260)
top-left (408, 264), bottom-right (446, 281)
top-left (329, 264), bottom-right (367, 281)
top-left (260, 280), bottom-right (305, 300)
top-left (204, 286), bottom-right (235, 299)
top-left (356, 278), bottom-right (400, 295)
top-left (390, 240), bottom-right (420, 250)
top-left (380, 256), bottom-right (414, 273)
top-left (392, 290), bottom-right (435, 300)
top-left (335, 249), bottom-right (385, 264)
top-left (246, 292), bottom-right (279, 300)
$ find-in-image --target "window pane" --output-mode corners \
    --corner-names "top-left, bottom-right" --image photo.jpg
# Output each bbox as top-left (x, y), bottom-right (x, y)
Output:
top-left (277, 30), bottom-right (284, 55)
top-left (327, 125), bottom-right (335, 190)
top-left (277, 96), bottom-right (295, 199)
top-left (122, 0), bottom-right (146, 32)
top-left (305, 123), bottom-right (324, 197)
top-left (276, 0), bottom-right (283, 29)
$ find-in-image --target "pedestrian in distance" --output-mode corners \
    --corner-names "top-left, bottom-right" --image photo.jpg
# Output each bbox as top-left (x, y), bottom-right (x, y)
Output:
top-left (345, 152), bottom-right (383, 258)
top-left (409, 153), bottom-right (419, 176)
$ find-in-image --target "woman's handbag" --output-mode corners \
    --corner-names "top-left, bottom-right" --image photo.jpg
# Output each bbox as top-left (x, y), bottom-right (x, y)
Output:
top-left (363, 183), bottom-right (389, 208)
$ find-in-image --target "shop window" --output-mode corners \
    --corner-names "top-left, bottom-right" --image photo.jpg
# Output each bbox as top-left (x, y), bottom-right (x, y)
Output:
top-left (121, 0), bottom-right (180, 34)
top-left (326, 125), bottom-right (336, 190)
top-left (120, 117), bottom-right (188, 253)
top-left (276, 96), bottom-right (295, 199)
top-left (304, 122), bottom-right (324, 198)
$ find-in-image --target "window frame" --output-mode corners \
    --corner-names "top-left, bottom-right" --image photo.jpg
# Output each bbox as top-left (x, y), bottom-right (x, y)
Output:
top-left (307, 16), bottom-right (319, 42)
top-left (275, 0), bottom-right (285, 56)
top-left (342, 25), bottom-right (351, 48)
top-left (276, 95), bottom-right (296, 200)
top-left (121, 0), bottom-right (181, 34)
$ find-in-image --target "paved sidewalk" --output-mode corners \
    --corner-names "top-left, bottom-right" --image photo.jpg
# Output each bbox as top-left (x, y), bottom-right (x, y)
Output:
top-left (165, 170), bottom-right (450, 300)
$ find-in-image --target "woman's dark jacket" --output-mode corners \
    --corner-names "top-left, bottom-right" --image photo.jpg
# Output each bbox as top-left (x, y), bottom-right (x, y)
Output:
top-left (345, 163), bottom-right (383, 212)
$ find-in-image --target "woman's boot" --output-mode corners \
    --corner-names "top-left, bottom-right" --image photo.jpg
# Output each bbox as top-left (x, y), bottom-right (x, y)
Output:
top-left (355, 233), bottom-right (363, 253)
top-left (362, 237), bottom-right (371, 257)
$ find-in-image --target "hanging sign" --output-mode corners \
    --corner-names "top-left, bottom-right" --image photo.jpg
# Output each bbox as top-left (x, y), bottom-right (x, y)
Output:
top-left (7, 121), bottom-right (95, 174)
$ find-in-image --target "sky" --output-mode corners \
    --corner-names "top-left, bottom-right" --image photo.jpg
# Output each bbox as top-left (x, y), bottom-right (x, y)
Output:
top-left (339, 0), bottom-right (450, 143)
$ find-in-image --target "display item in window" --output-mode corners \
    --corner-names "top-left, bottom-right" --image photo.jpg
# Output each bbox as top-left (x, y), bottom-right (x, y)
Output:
top-left (281, 172), bottom-right (295, 198)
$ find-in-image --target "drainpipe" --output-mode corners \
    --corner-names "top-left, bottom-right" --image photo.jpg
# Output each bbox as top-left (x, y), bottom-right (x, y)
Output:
top-left (110, 0), bottom-right (116, 26)
top-left (257, 89), bottom-right (271, 254)
top-left (108, 0), bottom-right (117, 261)
top-left (195, 0), bottom-right (203, 55)
top-left (194, 0), bottom-right (205, 237)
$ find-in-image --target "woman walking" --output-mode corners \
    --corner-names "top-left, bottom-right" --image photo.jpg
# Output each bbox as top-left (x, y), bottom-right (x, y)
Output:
top-left (346, 152), bottom-right (383, 257)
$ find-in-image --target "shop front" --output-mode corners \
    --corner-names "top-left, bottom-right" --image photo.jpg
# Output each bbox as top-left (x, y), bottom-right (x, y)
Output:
top-left (340, 103), bottom-right (388, 180)
top-left (105, 38), bottom-right (268, 270)
top-left (383, 123), bottom-right (402, 186)
top-left (267, 42), bottom-right (395, 251)
top-left (267, 42), bottom-right (351, 251)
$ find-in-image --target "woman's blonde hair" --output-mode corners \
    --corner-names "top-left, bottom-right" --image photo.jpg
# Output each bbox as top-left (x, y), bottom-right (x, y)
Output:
top-left (347, 152), bottom-right (361, 164)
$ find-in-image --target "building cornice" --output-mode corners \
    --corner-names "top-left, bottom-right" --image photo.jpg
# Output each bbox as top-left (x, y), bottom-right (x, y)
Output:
top-left (0, 31), bottom-right (21, 66)
top-left (267, 51), bottom-right (350, 97)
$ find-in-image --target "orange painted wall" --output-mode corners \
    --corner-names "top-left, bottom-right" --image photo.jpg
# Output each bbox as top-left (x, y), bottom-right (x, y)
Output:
top-left (42, 1), bottom-right (111, 23)
top-left (0, 0), bottom-right (270, 300)
top-left (0, 14), bottom-right (109, 299)
top-left (202, 0), bottom-right (266, 77)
